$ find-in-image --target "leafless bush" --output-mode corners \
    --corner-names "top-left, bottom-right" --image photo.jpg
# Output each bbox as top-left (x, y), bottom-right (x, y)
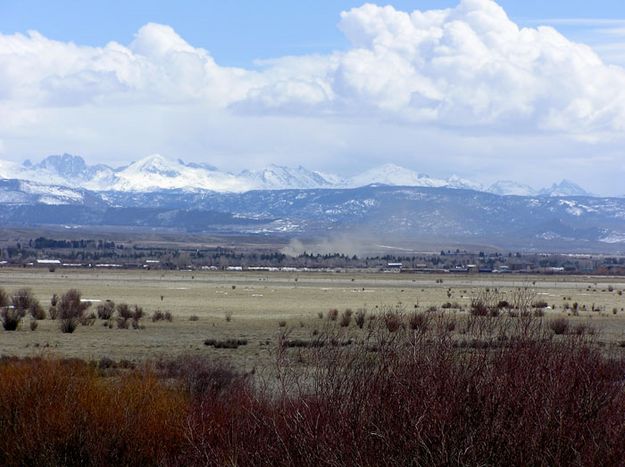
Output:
top-left (355, 309), bottom-right (367, 329)
top-left (48, 293), bottom-right (59, 320)
top-left (116, 303), bottom-right (132, 320)
top-left (383, 310), bottom-right (404, 333)
top-left (550, 318), bottom-right (569, 335)
top-left (0, 308), bottom-right (22, 331)
top-left (152, 310), bottom-right (165, 322)
top-left (131, 305), bottom-right (144, 321)
top-left (509, 286), bottom-right (537, 314)
top-left (339, 309), bottom-right (353, 327)
top-left (96, 300), bottom-right (115, 320)
top-left (327, 309), bottom-right (338, 321)
top-left (204, 339), bottom-right (248, 349)
top-left (1, 288), bottom-right (38, 331)
top-left (157, 355), bottom-right (246, 397)
top-left (58, 289), bottom-right (91, 333)
top-left (471, 288), bottom-right (501, 316)
top-left (408, 312), bottom-right (430, 333)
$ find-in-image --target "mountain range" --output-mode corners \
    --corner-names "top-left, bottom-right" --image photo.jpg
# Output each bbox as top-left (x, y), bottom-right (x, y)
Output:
top-left (0, 153), bottom-right (592, 197)
top-left (1, 153), bottom-right (622, 253)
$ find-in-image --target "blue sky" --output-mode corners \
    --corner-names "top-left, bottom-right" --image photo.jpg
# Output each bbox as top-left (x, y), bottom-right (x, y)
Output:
top-left (2, 0), bottom-right (625, 66)
top-left (1, 0), bottom-right (625, 194)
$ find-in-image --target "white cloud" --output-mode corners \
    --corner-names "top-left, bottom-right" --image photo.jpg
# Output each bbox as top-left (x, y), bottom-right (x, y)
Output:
top-left (0, 0), bottom-right (624, 193)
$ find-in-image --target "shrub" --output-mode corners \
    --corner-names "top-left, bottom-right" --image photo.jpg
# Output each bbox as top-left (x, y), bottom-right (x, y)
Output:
top-left (96, 300), bottom-right (115, 320)
top-left (49, 293), bottom-right (60, 320)
top-left (355, 309), bottom-right (367, 329)
top-left (204, 339), bottom-right (248, 349)
top-left (29, 320), bottom-right (38, 331)
top-left (58, 289), bottom-right (91, 334)
top-left (408, 312), bottom-right (430, 333)
top-left (185, 320), bottom-right (625, 466)
top-left (157, 355), bottom-right (245, 397)
top-left (550, 318), bottom-right (569, 335)
top-left (153, 310), bottom-right (174, 322)
top-left (0, 358), bottom-right (186, 465)
top-left (117, 317), bottom-right (129, 329)
top-left (225, 311), bottom-right (232, 322)
top-left (1, 308), bottom-right (24, 331)
top-left (11, 288), bottom-right (39, 314)
top-left (327, 309), bottom-right (338, 321)
top-left (2, 288), bottom-right (42, 329)
top-left (131, 305), bottom-right (144, 321)
top-left (278, 320), bottom-right (287, 328)
top-left (339, 309), bottom-right (353, 327)
top-left (189, 315), bottom-right (199, 321)
top-left (532, 300), bottom-right (549, 309)
top-left (116, 303), bottom-right (132, 320)
top-left (60, 319), bottom-right (78, 333)
top-left (29, 303), bottom-right (46, 320)
top-left (383, 311), bottom-right (403, 332)
top-left (281, 339), bottom-right (325, 348)
top-left (2, 321), bottom-right (625, 465)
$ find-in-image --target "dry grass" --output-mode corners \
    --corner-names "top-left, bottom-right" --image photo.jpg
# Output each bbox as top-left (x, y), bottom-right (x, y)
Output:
top-left (0, 268), bottom-right (624, 368)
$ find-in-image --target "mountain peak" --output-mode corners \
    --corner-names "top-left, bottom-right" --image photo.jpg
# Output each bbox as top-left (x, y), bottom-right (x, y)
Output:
top-left (32, 153), bottom-right (87, 175)
top-left (127, 154), bottom-right (181, 177)
top-left (539, 179), bottom-right (590, 197)
top-left (0, 153), bottom-right (605, 197)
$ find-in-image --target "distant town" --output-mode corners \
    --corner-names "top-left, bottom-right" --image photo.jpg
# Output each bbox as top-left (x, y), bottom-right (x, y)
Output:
top-left (1, 236), bottom-right (624, 275)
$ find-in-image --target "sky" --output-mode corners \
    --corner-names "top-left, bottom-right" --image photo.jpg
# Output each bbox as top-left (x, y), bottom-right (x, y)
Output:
top-left (1, 0), bottom-right (625, 194)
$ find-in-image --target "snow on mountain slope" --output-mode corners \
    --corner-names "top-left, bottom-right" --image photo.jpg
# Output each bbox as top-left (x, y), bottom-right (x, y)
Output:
top-left (346, 164), bottom-right (447, 188)
top-left (0, 154), bottom-right (597, 197)
top-left (0, 159), bottom-right (20, 179)
top-left (539, 180), bottom-right (591, 197)
top-left (238, 164), bottom-right (335, 190)
top-left (445, 175), bottom-right (484, 191)
top-left (110, 155), bottom-right (251, 192)
top-left (0, 178), bottom-right (89, 205)
top-left (488, 180), bottom-right (538, 196)
top-left (345, 164), bottom-right (483, 191)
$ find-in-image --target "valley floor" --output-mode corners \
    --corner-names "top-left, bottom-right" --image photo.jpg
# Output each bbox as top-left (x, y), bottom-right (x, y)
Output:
top-left (1, 268), bottom-right (625, 367)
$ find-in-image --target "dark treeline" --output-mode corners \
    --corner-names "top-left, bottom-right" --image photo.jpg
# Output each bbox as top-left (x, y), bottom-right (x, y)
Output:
top-left (1, 237), bottom-right (625, 274)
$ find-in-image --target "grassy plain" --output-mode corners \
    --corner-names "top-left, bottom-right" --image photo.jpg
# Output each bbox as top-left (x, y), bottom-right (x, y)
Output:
top-left (1, 267), bottom-right (625, 368)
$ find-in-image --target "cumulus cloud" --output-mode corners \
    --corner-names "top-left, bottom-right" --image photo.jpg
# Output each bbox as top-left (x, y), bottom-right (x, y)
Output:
top-left (0, 0), bottom-right (625, 193)
top-left (2, 0), bottom-right (625, 132)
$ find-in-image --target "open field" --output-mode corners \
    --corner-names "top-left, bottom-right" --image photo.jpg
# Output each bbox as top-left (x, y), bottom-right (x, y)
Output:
top-left (1, 268), bottom-right (625, 366)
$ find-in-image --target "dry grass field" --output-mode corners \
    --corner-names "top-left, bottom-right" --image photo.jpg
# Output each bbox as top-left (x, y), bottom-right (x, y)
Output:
top-left (1, 267), bottom-right (625, 368)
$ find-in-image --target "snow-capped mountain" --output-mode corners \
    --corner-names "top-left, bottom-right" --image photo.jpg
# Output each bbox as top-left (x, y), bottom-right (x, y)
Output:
top-left (109, 155), bottom-right (250, 192)
top-left (0, 153), bottom-right (596, 197)
top-left (238, 164), bottom-right (336, 190)
top-left (343, 164), bottom-right (483, 191)
top-left (487, 180), bottom-right (538, 196)
top-left (539, 180), bottom-right (591, 197)
top-left (346, 164), bottom-right (447, 189)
